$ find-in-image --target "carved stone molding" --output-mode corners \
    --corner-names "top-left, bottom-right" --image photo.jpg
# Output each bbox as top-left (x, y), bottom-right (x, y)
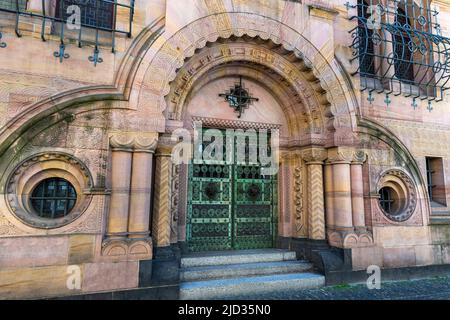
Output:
top-left (170, 164), bottom-right (180, 244)
top-left (327, 146), bottom-right (357, 164)
top-left (190, 116), bottom-right (282, 131)
top-left (294, 166), bottom-right (304, 235)
top-left (5, 152), bottom-right (93, 230)
top-left (101, 238), bottom-right (153, 260)
top-left (305, 0), bottom-right (339, 15)
top-left (136, 12), bottom-right (358, 142)
top-left (110, 133), bottom-right (158, 153)
top-left (374, 169), bottom-right (419, 224)
top-left (328, 230), bottom-right (374, 248)
top-left (352, 150), bottom-right (368, 164)
top-left (301, 147), bottom-right (327, 164)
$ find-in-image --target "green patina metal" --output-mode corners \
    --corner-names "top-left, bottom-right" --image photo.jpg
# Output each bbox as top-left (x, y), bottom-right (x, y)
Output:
top-left (186, 129), bottom-right (277, 252)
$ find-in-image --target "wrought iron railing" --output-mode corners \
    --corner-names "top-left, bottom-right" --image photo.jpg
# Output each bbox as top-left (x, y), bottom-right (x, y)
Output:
top-left (0, 0), bottom-right (135, 66)
top-left (347, 0), bottom-right (450, 108)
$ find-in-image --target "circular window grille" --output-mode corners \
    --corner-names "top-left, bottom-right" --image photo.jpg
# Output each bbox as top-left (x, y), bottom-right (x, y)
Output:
top-left (30, 178), bottom-right (77, 219)
top-left (377, 169), bottom-right (417, 222)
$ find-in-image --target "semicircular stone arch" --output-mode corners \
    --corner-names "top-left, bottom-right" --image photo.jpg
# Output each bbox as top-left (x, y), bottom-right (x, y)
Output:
top-left (136, 12), bottom-right (358, 144)
top-left (165, 36), bottom-right (328, 143)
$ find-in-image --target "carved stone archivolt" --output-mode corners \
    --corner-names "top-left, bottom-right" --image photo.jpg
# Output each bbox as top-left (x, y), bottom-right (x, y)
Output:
top-left (5, 152), bottom-right (94, 229)
top-left (136, 12), bottom-right (357, 142)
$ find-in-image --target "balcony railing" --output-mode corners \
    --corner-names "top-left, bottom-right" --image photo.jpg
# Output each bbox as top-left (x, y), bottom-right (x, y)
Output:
top-left (347, 0), bottom-right (450, 108)
top-left (0, 0), bottom-right (135, 66)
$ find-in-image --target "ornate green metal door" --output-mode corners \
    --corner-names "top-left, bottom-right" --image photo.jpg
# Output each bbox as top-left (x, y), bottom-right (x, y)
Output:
top-left (186, 130), bottom-right (277, 252)
top-left (233, 165), bottom-right (277, 250)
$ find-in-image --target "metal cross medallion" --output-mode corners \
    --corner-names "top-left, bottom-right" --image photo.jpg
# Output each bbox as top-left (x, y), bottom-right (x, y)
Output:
top-left (219, 76), bottom-right (259, 118)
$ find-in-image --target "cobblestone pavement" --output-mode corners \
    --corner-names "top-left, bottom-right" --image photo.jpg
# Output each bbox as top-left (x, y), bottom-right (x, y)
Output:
top-left (216, 277), bottom-right (450, 300)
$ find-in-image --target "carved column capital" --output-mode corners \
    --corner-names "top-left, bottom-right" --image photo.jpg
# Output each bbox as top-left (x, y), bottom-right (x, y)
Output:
top-left (110, 133), bottom-right (158, 153)
top-left (301, 147), bottom-right (327, 165)
top-left (327, 146), bottom-right (356, 164)
top-left (352, 150), bottom-right (367, 165)
top-left (155, 134), bottom-right (180, 157)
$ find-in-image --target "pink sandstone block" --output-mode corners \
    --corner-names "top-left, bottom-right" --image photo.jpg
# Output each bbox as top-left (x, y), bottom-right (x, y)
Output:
top-left (82, 261), bottom-right (139, 293)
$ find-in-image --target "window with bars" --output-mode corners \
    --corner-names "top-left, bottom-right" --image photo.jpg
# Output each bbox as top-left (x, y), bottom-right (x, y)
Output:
top-left (350, 0), bottom-right (450, 101)
top-left (426, 157), bottom-right (447, 206)
top-left (55, 0), bottom-right (115, 30)
top-left (30, 178), bottom-right (77, 219)
top-left (393, 7), bottom-right (415, 83)
top-left (0, 0), bottom-right (26, 11)
top-left (379, 187), bottom-right (396, 214)
top-left (357, 0), bottom-right (376, 77)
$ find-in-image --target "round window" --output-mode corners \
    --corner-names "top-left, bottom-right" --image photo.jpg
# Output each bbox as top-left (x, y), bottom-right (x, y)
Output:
top-left (30, 178), bottom-right (77, 219)
top-left (376, 169), bottom-right (417, 222)
top-left (378, 187), bottom-right (400, 215)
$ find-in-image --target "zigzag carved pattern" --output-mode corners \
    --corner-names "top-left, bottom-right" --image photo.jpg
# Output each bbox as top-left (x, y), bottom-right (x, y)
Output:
top-left (152, 156), bottom-right (171, 247)
top-left (308, 165), bottom-right (325, 240)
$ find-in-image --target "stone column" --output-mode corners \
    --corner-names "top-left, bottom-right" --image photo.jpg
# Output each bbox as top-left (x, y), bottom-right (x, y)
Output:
top-left (152, 144), bottom-right (173, 248)
top-left (324, 162), bottom-right (335, 231)
top-left (128, 137), bottom-right (157, 239)
top-left (302, 148), bottom-right (327, 241)
top-left (327, 148), bottom-right (374, 249)
top-left (328, 147), bottom-right (354, 234)
top-left (351, 151), bottom-right (367, 233)
top-left (107, 135), bottom-right (133, 239)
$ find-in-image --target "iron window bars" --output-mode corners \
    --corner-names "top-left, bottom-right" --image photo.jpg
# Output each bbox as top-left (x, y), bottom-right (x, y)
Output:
top-left (348, 0), bottom-right (450, 106)
top-left (0, 0), bottom-right (135, 66)
top-left (30, 177), bottom-right (77, 218)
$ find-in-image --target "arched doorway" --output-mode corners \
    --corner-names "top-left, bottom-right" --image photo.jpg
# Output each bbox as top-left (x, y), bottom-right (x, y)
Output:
top-left (163, 36), bottom-right (332, 252)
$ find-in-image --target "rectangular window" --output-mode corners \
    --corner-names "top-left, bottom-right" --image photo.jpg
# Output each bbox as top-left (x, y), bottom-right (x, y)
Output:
top-left (426, 157), bottom-right (447, 206)
top-left (0, 0), bottom-right (27, 11)
top-left (55, 0), bottom-right (115, 30)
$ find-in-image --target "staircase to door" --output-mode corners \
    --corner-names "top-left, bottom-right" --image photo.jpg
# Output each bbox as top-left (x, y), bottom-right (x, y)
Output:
top-left (179, 249), bottom-right (325, 299)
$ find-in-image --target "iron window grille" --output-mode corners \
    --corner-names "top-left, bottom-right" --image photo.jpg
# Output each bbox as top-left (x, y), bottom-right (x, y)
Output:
top-left (379, 187), bottom-right (395, 214)
top-left (0, 0), bottom-right (135, 65)
top-left (348, 0), bottom-right (450, 104)
top-left (30, 178), bottom-right (77, 219)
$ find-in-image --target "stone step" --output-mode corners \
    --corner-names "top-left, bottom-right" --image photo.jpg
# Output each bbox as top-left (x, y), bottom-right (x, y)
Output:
top-left (181, 249), bottom-right (297, 268)
top-left (180, 272), bottom-right (325, 300)
top-left (181, 260), bottom-right (313, 282)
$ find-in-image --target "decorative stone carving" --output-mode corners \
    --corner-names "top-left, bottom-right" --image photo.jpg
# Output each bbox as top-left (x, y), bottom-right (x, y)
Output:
top-left (375, 169), bottom-right (419, 224)
top-left (136, 12), bottom-right (357, 140)
top-left (191, 116), bottom-right (282, 130)
top-left (5, 152), bottom-right (94, 230)
top-left (327, 146), bottom-right (356, 163)
top-left (294, 166), bottom-right (304, 235)
top-left (301, 147), bottom-right (328, 164)
top-left (170, 164), bottom-right (180, 244)
top-left (109, 133), bottom-right (158, 152)
top-left (152, 142), bottom-right (174, 248)
top-left (101, 238), bottom-right (152, 260)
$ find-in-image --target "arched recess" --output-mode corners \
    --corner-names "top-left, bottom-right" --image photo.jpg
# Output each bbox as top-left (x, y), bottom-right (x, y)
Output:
top-left (165, 36), bottom-right (330, 144)
top-left (357, 117), bottom-right (431, 223)
top-left (134, 12), bottom-right (359, 145)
